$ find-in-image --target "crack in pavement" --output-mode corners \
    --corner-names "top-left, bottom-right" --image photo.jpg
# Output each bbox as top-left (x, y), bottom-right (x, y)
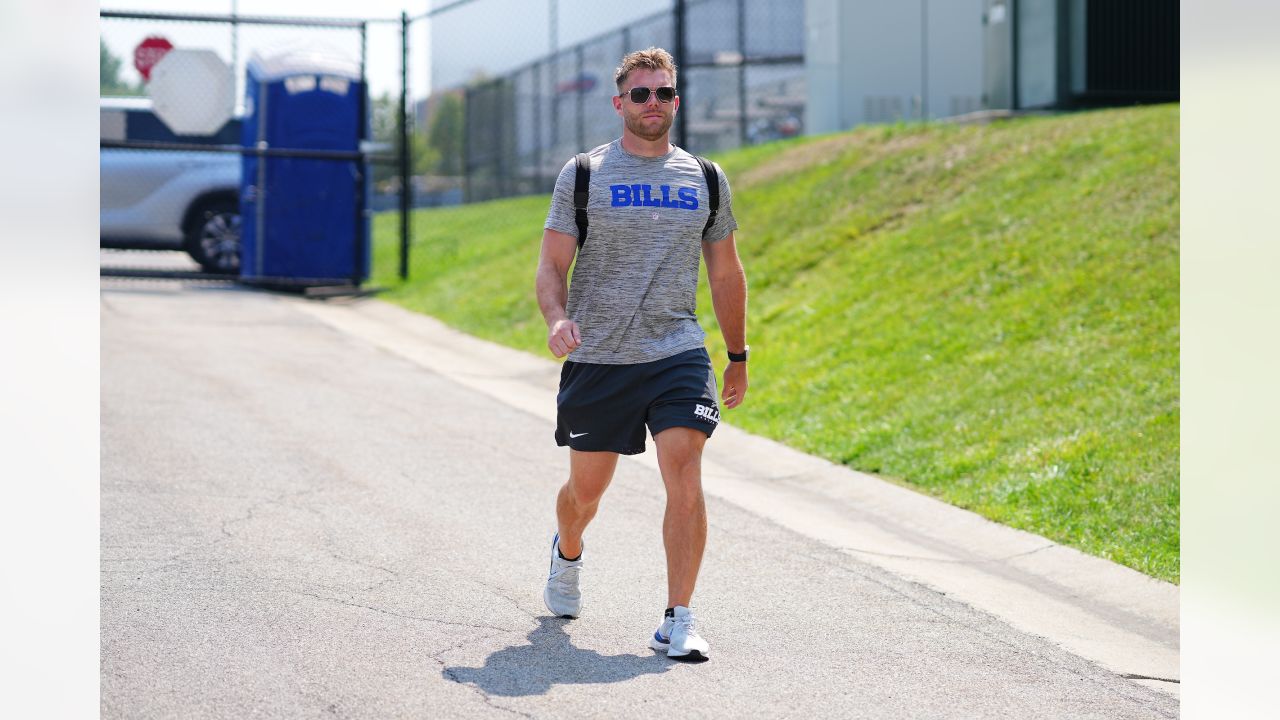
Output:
top-left (221, 487), bottom-right (324, 539)
top-left (290, 590), bottom-right (518, 634)
top-left (326, 552), bottom-right (404, 593)
top-left (469, 579), bottom-right (541, 621)
top-left (118, 487), bottom-right (323, 577)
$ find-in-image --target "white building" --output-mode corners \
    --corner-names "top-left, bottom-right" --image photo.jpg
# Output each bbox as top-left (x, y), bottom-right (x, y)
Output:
top-left (805, 0), bottom-right (988, 132)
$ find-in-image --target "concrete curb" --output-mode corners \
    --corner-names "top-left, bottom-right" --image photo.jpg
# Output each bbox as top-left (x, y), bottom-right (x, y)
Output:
top-left (291, 296), bottom-right (1179, 698)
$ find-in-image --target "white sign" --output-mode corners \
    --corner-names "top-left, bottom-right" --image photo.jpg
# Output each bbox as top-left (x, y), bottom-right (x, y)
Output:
top-left (148, 49), bottom-right (235, 136)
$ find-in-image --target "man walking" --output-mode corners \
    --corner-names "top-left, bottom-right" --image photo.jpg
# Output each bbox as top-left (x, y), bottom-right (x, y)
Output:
top-left (534, 47), bottom-right (748, 663)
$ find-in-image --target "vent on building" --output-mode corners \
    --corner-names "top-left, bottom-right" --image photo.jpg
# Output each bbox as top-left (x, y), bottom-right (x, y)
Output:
top-left (865, 96), bottom-right (906, 123)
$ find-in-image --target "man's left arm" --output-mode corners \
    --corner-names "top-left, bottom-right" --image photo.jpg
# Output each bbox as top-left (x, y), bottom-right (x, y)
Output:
top-left (703, 232), bottom-right (748, 409)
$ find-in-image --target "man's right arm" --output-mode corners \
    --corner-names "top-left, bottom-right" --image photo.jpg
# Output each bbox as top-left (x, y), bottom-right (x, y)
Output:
top-left (535, 228), bottom-right (582, 358)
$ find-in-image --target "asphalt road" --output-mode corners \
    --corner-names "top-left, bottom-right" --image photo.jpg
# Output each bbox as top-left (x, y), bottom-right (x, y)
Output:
top-left (101, 273), bottom-right (1178, 719)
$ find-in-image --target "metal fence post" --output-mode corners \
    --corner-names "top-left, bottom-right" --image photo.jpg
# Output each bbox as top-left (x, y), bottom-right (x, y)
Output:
top-left (1011, 0), bottom-right (1021, 109)
top-left (360, 21), bottom-right (370, 284)
top-left (533, 62), bottom-right (542, 191)
top-left (674, 0), bottom-right (688, 150)
top-left (463, 86), bottom-right (472, 203)
top-left (921, 0), bottom-right (929, 119)
top-left (737, 0), bottom-right (748, 146)
top-left (398, 11), bottom-right (410, 280)
top-left (231, 1), bottom-right (240, 100)
top-left (575, 44), bottom-right (585, 152)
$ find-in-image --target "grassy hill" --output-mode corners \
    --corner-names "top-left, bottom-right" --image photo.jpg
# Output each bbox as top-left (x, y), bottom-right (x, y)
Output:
top-left (370, 105), bottom-right (1180, 582)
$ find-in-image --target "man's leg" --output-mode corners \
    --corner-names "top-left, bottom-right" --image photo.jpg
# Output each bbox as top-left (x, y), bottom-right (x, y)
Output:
top-left (555, 450), bottom-right (619, 559)
top-left (652, 427), bottom-right (708, 608)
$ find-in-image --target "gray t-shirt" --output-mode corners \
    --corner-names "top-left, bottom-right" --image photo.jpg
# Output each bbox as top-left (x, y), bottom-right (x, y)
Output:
top-left (545, 139), bottom-right (738, 365)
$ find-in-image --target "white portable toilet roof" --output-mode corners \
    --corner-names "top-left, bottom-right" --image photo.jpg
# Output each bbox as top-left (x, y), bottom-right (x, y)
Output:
top-left (247, 46), bottom-right (361, 82)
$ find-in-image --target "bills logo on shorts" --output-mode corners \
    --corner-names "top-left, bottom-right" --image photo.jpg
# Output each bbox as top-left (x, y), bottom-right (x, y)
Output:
top-left (694, 404), bottom-right (720, 424)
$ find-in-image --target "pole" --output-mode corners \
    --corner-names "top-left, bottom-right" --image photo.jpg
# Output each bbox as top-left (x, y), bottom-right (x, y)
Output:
top-left (921, 0), bottom-right (928, 120)
top-left (230, 0), bottom-right (239, 100)
top-left (674, 0), bottom-right (688, 149)
top-left (399, 11), bottom-right (410, 280)
top-left (358, 21), bottom-right (369, 285)
top-left (533, 62), bottom-right (542, 191)
top-left (576, 44), bottom-right (584, 152)
top-left (737, 0), bottom-right (747, 146)
top-left (1010, 0), bottom-right (1020, 110)
top-left (549, 0), bottom-right (558, 56)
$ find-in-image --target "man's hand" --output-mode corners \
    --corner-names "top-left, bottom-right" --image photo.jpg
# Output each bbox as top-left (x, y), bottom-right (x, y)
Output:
top-left (548, 318), bottom-right (582, 358)
top-left (722, 361), bottom-right (748, 409)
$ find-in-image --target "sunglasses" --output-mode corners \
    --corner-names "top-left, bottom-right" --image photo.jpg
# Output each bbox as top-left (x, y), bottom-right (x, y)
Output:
top-left (620, 86), bottom-right (676, 104)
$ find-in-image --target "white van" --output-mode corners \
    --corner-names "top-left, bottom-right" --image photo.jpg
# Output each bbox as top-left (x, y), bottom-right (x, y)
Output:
top-left (100, 97), bottom-right (242, 273)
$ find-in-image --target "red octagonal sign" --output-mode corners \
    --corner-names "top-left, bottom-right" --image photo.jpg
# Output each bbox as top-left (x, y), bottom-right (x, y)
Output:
top-left (134, 36), bottom-right (174, 82)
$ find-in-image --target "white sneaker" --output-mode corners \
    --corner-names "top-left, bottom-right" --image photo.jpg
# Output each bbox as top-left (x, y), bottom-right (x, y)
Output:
top-left (648, 605), bottom-right (709, 661)
top-left (543, 533), bottom-right (583, 618)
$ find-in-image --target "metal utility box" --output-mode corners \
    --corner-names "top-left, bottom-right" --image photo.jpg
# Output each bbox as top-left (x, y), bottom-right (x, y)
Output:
top-left (240, 51), bottom-right (368, 285)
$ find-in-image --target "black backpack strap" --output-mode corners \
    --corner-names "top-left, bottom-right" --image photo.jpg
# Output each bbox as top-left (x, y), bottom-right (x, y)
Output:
top-left (694, 155), bottom-right (720, 241)
top-left (573, 152), bottom-right (590, 248)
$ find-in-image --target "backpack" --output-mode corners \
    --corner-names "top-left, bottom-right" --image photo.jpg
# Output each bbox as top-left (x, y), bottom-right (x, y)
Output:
top-left (572, 152), bottom-right (720, 249)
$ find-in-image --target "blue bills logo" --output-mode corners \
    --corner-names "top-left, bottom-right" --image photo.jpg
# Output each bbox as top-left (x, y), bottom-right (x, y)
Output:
top-left (610, 184), bottom-right (699, 210)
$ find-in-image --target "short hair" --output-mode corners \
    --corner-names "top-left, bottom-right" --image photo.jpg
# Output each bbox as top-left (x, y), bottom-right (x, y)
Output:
top-left (615, 47), bottom-right (678, 92)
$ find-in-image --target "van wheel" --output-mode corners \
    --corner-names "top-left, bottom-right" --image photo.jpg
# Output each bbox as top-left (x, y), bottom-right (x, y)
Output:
top-left (185, 199), bottom-right (242, 274)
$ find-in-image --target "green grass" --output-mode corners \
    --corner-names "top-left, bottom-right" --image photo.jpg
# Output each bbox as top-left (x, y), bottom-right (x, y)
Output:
top-left (372, 105), bottom-right (1180, 583)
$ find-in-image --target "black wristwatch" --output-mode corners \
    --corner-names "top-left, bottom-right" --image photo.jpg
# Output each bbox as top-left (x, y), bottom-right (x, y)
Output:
top-left (727, 345), bottom-right (749, 363)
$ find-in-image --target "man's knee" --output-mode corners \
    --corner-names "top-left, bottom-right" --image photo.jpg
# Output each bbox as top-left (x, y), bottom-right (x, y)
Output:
top-left (566, 450), bottom-right (617, 507)
top-left (566, 474), bottom-right (608, 507)
top-left (655, 426), bottom-right (706, 459)
top-left (665, 483), bottom-right (705, 516)
top-left (566, 468), bottom-right (612, 507)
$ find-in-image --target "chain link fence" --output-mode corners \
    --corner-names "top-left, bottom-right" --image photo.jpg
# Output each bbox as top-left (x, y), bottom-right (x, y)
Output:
top-left (99, 2), bottom-right (805, 281)
top-left (99, 9), bottom-right (415, 284)
top-left (450, 0), bottom-right (805, 203)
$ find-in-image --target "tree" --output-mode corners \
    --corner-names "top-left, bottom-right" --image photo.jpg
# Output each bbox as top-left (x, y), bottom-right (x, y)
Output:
top-left (428, 92), bottom-right (465, 176)
top-left (101, 39), bottom-right (141, 96)
top-left (369, 92), bottom-right (439, 188)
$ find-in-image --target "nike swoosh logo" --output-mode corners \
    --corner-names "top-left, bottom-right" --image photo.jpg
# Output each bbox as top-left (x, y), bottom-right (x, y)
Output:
top-left (569, 432), bottom-right (589, 438)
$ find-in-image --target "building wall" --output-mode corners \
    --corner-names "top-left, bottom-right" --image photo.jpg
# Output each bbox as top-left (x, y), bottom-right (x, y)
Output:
top-left (839, 0), bottom-right (923, 126)
top-left (926, 0), bottom-right (987, 118)
top-left (804, 0), bottom-right (842, 133)
top-left (806, 0), bottom-right (985, 134)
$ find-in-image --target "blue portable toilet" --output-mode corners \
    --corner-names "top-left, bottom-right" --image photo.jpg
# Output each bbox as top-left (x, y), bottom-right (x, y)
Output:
top-left (240, 50), bottom-right (368, 285)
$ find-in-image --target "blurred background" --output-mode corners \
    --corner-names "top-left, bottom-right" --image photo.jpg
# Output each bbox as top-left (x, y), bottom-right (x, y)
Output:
top-left (99, 0), bottom-right (1177, 281)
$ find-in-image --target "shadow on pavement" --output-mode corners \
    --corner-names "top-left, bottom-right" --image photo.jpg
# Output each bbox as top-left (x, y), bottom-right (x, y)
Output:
top-left (442, 616), bottom-right (672, 696)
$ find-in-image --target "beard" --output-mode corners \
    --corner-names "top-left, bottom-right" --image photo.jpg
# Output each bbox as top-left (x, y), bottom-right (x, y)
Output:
top-left (624, 110), bottom-right (674, 141)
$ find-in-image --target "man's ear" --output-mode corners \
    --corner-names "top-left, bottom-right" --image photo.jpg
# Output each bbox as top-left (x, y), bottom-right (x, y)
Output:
top-left (613, 94), bottom-right (624, 116)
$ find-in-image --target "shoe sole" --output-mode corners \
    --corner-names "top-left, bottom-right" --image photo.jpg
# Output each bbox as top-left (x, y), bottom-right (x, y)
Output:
top-left (651, 636), bottom-right (709, 662)
top-left (667, 649), bottom-right (709, 663)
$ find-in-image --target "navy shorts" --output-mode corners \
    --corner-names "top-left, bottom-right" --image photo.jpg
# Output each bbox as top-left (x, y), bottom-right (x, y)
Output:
top-left (555, 347), bottom-right (720, 455)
